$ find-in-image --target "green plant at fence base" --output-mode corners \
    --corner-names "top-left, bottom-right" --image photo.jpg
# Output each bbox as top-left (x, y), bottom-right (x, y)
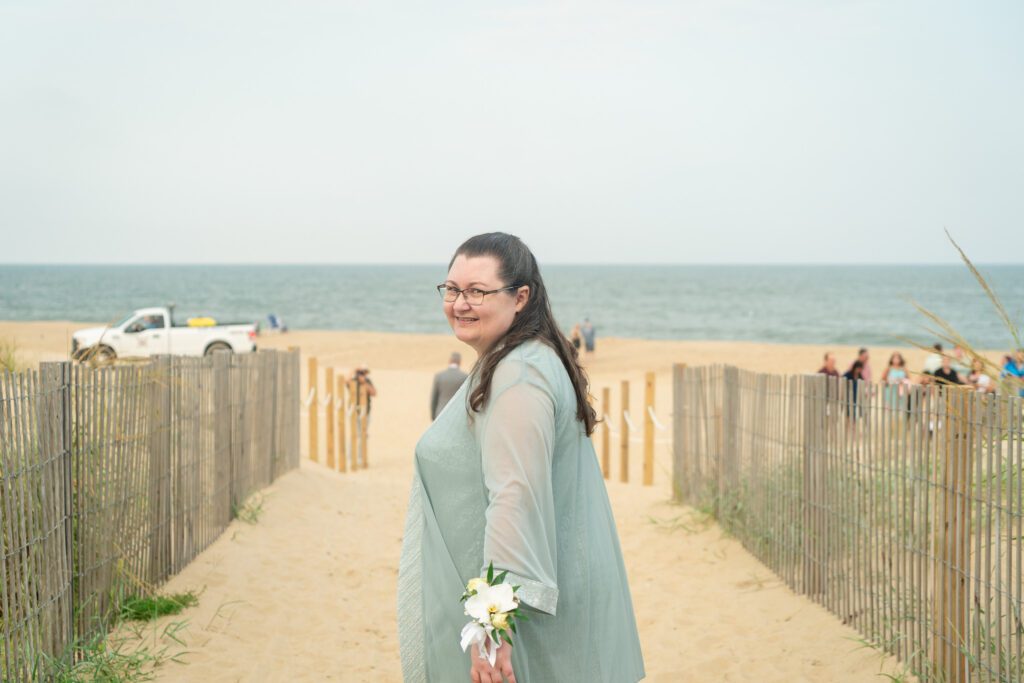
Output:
top-left (644, 511), bottom-right (712, 535)
top-left (844, 633), bottom-right (920, 682)
top-left (119, 592), bottom-right (198, 622)
top-left (232, 492), bottom-right (266, 524)
top-left (35, 619), bottom-right (191, 683)
top-left (20, 559), bottom-right (197, 680)
top-left (0, 336), bottom-right (24, 372)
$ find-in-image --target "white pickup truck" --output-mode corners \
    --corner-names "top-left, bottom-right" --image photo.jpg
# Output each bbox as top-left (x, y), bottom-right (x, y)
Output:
top-left (71, 306), bottom-right (258, 363)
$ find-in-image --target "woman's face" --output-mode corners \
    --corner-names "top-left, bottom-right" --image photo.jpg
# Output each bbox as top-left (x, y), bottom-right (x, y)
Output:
top-left (443, 254), bottom-right (529, 354)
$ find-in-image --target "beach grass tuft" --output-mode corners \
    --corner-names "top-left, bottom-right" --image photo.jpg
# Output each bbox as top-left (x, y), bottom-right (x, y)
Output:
top-left (38, 617), bottom-right (191, 682)
top-left (1, 336), bottom-right (21, 372)
top-left (120, 591), bottom-right (199, 622)
top-left (906, 231), bottom-right (1023, 395)
top-left (232, 492), bottom-right (267, 524)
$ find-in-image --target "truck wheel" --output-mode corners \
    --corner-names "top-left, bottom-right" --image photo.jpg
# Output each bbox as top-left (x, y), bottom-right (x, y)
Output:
top-left (205, 342), bottom-right (233, 356)
top-left (85, 345), bottom-right (116, 366)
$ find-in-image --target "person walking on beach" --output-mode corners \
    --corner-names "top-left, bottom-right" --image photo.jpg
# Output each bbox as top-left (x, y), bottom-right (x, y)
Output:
top-left (818, 352), bottom-right (839, 377)
top-left (842, 360), bottom-right (865, 420)
top-left (581, 317), bottom-right (596, 355)
top-left (881, 352), bottom-right (910, 411)
top-left (951, 345), bottom-right (970, 378)
top-left (967, 359), bottom-right (994, 393)
top-left (570, 323), bottom-right (582, 351)
top-left (1001, 350), bottom-right (1024, 396)
top-left (854, 348), bottom-right (871, 383)
top-left (923, 343), bottom-right (944, 375)
top-left (430, 352), bottom-right (468, 420)
top-left (398, 232), bottom-right (645, 683)
top-left (352, 365), bottom-right (377, 419)
top-left (932, 355), bottom-right (963, 385)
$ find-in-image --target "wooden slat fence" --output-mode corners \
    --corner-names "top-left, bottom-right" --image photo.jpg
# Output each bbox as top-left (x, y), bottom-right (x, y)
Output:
top-left (673, 365), bottom-right (1023, 683)
top-left (0, 349), bottom-right (300, 680)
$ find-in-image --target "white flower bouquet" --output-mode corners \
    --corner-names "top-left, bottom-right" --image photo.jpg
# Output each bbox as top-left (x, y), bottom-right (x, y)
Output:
top-left (459, 562), bottom-right (530, 666)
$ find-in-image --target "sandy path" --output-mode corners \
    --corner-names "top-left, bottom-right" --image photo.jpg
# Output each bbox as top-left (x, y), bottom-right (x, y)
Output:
top-left (131, 367), bottom-right (903, 682)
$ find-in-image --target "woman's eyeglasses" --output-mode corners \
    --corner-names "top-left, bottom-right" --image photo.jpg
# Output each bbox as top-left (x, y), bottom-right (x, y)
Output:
top-left (436, 284), bottom-right (520, 306)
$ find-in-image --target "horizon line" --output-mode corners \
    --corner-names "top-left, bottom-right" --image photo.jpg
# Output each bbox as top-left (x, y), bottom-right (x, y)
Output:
top-left (2, 261), bottom-right (1024, 267)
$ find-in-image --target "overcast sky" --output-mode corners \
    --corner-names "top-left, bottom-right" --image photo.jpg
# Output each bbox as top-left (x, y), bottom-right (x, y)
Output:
top-left (2, 1), bottom-right (1022, 264)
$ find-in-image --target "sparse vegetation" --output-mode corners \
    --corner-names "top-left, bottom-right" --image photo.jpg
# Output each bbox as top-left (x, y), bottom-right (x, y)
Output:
top-left (908, 230), bottom-right (1023, 396)
top-left (232, 492), bottom-right (267, 524)
top-left (119, 592), bottom-right (199, 622)
top-left (1, 336), bottom-right (21, 372)
top-left (39, 620), bottom-right (190, 683)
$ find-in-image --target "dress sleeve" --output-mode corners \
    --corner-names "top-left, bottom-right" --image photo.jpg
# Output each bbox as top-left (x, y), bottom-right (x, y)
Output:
top-left (478, 366), bottom-right (559, 616)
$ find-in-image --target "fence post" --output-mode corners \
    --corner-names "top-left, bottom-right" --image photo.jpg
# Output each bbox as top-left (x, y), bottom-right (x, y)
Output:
top-left (285, 348), bottom-right (298, 468)
top-left (643, 372), bottom-right (655, 486)
top-left (39, 361), bottom-right (75, 657)
top-left (348, 378), bottom-right (359, 469)
top-left (307, 357), bottom-right (318, 462)
top-left (358, 383), bottom-right (369, 468)
top-left (269, 351), bottom-right (280, 480)
top-left (213, 352), bottom-right (232, 524)
top-left (671, 364), bottom-right (686, 501)
top-left (932, 387), bottom-right (973, 683)
top-left (59, 361), bottom-right (74, 652)
top-left (601, 387), bottom-right (610, 479)
top-left (147, 355), bottom-right (173, 584)
top-left (802, 373), bottom-right (826, 597)
top-left (718, 369), bottom-right (726, 516)
top-left (716, 368), bottom-right (733, 524)
top-left (337, 375), bottom-right (347, 473)
top-left (620, 380), bottom-right (630, 483)
top-left (325, 367), bottom-right (335, 470)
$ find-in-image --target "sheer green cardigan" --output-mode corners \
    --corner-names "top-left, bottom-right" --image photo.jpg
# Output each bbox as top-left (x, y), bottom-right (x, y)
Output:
top-left (397, 339), bottom-right (645, 682)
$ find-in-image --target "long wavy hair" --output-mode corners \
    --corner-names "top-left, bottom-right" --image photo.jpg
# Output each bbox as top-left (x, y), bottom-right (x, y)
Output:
top-left (451, 232), bottom-right (598, 436)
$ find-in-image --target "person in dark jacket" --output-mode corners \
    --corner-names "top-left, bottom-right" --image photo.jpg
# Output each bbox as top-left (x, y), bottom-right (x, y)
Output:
top-left (430, 352), bottom-right (468, 420)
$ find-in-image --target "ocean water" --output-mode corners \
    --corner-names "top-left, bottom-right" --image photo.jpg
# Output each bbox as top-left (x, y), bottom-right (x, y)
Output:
top-left (1, 264), bottom-right (1022, 350)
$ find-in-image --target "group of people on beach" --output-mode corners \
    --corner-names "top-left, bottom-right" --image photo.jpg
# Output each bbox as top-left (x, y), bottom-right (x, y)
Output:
top-left (817, 344), bottom-right (1024, 397)
top-left (569, 318), bottom-right (596, 354)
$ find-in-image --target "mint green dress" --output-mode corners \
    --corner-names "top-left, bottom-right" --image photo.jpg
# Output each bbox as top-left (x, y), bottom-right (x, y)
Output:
top-left (397, 339), bottom-right (645, 682)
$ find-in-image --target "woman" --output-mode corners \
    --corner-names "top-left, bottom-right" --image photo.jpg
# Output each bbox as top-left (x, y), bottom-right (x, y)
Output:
top-left (397, 233), bottom-right (645, 682)
top-left (880, 352), bottom-right (910, 411)
top-left (967, 359), bottom-right (993, 393)
top-left (842, 359), bottom-right (864, 421)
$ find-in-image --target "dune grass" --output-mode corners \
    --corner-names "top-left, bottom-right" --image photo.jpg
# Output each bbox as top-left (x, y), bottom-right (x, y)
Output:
top-left (119, 592), bottom-right (199, 622)
top-left (906, 230), bottom-right (1023, 395)
top-left (1, 336), bottom-right (21, 372)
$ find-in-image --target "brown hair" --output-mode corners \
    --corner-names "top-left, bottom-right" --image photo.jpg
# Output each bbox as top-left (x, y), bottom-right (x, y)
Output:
top-left (450, 232), bottom-right (597, 435)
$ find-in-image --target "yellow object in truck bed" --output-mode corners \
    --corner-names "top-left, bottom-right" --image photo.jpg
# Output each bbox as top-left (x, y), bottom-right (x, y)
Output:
top-left (187, 317), bottom-right (217, 327)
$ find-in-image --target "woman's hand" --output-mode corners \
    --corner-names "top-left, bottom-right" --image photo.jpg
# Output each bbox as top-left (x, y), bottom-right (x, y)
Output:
top-left (469, 638), bottom-right (515, 683)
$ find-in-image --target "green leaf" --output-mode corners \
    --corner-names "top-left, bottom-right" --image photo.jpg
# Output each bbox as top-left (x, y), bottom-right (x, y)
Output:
top-left (493, 570), bottom-right (508, 585)
top-left (486, 562), bottom-right (494, 583)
